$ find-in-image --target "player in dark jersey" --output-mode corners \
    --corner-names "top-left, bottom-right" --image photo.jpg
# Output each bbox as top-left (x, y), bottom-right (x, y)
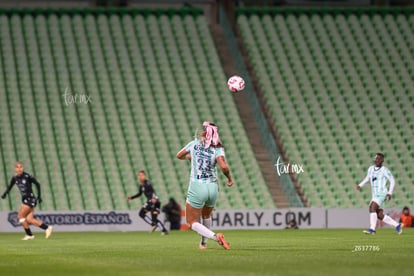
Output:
top-left (1, 162), bottom-right (53, 240)
top-left (127, 170), bottom-right (168, 235)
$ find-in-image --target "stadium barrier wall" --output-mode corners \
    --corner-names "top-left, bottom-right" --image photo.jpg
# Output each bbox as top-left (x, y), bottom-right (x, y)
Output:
top-left (0, 208), bottom-right (403, 232)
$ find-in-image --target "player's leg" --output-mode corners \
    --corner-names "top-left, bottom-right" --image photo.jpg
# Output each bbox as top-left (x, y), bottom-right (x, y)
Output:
top-left (186, 202), bottom-right (229, 249)
top-left (18, 204), bottom-right (35, 240)
top-left (186, 202), bottom-right (215, 240)
top-left (199, 205), bottom-right (214, 249)
top-left (187, 182), bottom-right (230, 250)
top-left (153, 217), bottom-right (169, 234)
top-left (151, 201), bottom-right (168, 234)
top-left (363, 200), bottom-right (379, 234)
top-left (185, 180), bottom-right (205, 234)
top-left (199, 183), bottom-right (218, 248)
top-left (205, 183), bottom-right (229, 249)
top-left (139, 203), bottom-right (153, 226)
top-left (377, 209), bottom-right (402, 234)
top-left (186, 181), bottom-right (210, 237)
top-left (26, 208), bottom-right (53, 239)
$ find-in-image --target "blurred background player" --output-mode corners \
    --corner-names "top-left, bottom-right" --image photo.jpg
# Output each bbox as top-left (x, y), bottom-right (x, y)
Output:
top-left (400, 206), bottom-right (413, 228)
top-left (162, 197), bottom-right (182, 231)
top-left (356, 153), bottom-right (402, 235)
top-left (176, 121), bottom-right (233, 250)
top-left (127, 170), bottom-right (168, 235)
top-left (1, 162), bottom-right (53, 240)
top-left (285, 219), bottom-right (299, 229)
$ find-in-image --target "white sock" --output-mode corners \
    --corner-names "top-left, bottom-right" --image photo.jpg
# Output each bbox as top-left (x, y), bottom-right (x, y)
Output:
top-left (143, 216), bottom-right (153, 225)
top-left (370, 212), bottom-right (377, 230)
top-left (191, 222), bottom-right (217, 241)
top-left (201, 218), bottom-right (212, 245)
top-left (382, 215), bottom-right (399, 227)
top-left (157, 221), bottom-right (167, 232)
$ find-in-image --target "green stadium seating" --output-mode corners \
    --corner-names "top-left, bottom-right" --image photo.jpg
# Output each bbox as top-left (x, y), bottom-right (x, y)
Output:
top-left (237, 9), bottom-right (414, 208)
top-left (0, 8), bottom-right (275, 212)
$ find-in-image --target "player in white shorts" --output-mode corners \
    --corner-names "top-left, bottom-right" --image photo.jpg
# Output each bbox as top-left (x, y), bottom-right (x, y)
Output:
top-left (357, 153), bottom-right (403, 235)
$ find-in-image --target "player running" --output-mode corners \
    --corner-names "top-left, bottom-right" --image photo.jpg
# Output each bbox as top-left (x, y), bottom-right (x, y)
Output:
top-left (1, 162), bottom-right (53, 240)
top-left (356, 153), bottom-right (403, 235)
top-left (176, 121), bottom-right (233, 250)
top-left (127, 171), bottom-right (168, 235)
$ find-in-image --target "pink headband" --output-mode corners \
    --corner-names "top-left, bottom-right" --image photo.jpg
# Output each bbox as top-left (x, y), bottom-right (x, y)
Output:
top-left (203, 121), bottom-right (221, 148)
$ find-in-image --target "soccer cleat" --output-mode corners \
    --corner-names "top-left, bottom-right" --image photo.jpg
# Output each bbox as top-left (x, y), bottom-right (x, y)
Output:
top-left (22, 235), bottom-right (35, 240)
top-left (161, 230), bottom-right (169, 236)
top-left (199, 243), bottom-right (207, 250)
top-left (396, 223), bottom-right (403, 235)
top-left (363, 229), bottom-right (376, 235)
top-left (216, 233), bottom-right (230, 250)
top-left (45, 226), bottom-right (53, 239)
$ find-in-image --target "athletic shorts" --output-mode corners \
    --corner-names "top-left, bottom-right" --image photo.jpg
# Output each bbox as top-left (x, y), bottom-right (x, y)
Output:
top-left (186, 181), bottom-right (218, 209)
top-left (22, 196), bottom-right (37, 208)
top-left (370, 193), bottom-right (387, 208)
top-left (142, 200), bottom-right (160, 213)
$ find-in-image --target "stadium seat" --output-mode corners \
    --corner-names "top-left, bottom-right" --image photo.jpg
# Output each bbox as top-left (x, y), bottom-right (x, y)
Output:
top-left (0, 8), bottom-right (275, 211)
top-left (237, 8), bottom-right (414, 208)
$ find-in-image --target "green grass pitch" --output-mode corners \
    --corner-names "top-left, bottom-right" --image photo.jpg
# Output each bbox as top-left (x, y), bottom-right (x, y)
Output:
top-left (0, 229), bottom-right (413, 276)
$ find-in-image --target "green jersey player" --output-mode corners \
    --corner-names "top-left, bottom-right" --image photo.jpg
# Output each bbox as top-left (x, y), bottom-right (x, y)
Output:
top-left (176, 121), bottom-right (233, 250)
top-left (357, 153), bottom-right (402, 234)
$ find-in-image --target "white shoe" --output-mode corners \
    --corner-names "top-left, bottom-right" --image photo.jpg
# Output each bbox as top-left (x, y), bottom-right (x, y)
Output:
top-left (22, 235), bottom-right (35, 240)
top-left (45, 226), bottom-right (53, 239)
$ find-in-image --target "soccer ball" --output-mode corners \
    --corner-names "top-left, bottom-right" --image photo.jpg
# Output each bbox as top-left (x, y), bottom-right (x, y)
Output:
top-left (227, 75), bottom-right (245, 92)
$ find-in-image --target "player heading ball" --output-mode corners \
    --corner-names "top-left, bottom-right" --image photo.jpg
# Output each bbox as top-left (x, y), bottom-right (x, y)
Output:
top-left (177, 121), bottom-right (233, 250)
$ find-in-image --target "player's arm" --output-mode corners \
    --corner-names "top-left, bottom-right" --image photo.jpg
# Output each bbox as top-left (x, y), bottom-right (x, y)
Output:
top-left (31, 176), bottom-right (43, 203)
top-left (1, 178), bottom-right (15, 199)
top-left (177, 141), bottom-right (194, 160)
top-left (356, 175), bottom-right (369, 191)
top-left (217, 156), bottom-right (233, 187)
top-left (385, 170), bottom-right (395, 201)
top-left (176, 148), bottom-right (191, 160)
top-left (127, 190), bottom-right (142, 201)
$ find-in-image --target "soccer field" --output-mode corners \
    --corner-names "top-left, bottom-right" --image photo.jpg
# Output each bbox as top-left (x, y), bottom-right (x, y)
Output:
top-left (0, 229), bottom-right (413, 276)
